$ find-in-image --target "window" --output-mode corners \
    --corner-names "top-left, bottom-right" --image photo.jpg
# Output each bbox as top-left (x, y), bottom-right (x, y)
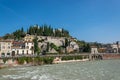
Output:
top-left (27, 50), bottom-right (28, 55)
top-left (7, 53), bottom-right (10, 55)
top-left (17, 50), bottom-right (19, 55)
top-left (27, 46), bottom-right (29, 49)
top-left (22, 50), bottom-right (24, 55)
top-left (2, 46), bottom-right (5, 49)
top-left (1, 53), bottom-right (5, 57)
top-left (8, 46), bottom-right (10, 49)
top-left (8, 43), bottom-right (10, 45)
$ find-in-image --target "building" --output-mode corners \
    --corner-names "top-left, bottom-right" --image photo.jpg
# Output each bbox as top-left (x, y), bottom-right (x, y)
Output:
top-left (11, 41), bottom-right (34, 56)
top-left (24, 34), bottom-right (35, 41)
top-left (111, 41), bottom-right (120, 53)
top-left (0, 40), bottom-right (12, 57)
top-left (0, 40), bottom-right (34, 57)
top-left (91, 46), bottom-right (98, 54)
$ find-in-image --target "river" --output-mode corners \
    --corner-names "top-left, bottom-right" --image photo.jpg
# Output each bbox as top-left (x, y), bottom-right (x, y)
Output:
top-left (0, 60), bottom-right (120, 80)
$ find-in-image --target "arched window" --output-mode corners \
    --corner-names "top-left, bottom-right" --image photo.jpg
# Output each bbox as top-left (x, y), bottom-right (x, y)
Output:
top-left (27, 50), bottom-right (28, 55)
top-left (22, 50), bottom-right (24, 55)
top-left (17, 50), bottom-right (19, 55)
top-left (12, 51), bottom-right (15, 56)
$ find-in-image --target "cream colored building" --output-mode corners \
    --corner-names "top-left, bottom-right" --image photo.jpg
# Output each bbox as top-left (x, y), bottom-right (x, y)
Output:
top-left (11, 41), bottom-right (34, 56)
top-left (24, 34), bottom-right (35, 41)
top-left (91, 46), bottom-right (98, 54)
top-left (0, 40), bottom-right (12, 57)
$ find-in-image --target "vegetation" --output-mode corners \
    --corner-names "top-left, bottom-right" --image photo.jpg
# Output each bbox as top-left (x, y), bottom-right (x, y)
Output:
top-left (3, 24), bottom-right (70, 40)
top-left (25, 57), bottom-right (33, 63)
top-left (64, 38), bottom-right (70, 53)
top-left (3, 58), bottom-right (8, 63)
top-left (33, 37), bottom-right (40, 55)
top-left (89, 42), bottom-right (103, 48)
top-left (61, 56), bottom-right (83, 60)
top-left (76, 40), bottom-right (91, 52)
top-left (17, 57), bottom-right (25, 64)
top-left (17, 56), bottom-right (85, 65)
top-left (34, 57), bottom-right (43, 65)
top-left (17, 56), bottom-right (54, 65)
top-left (42, 57), bottom-right (54, 64)
top-left (82, 43), bottom-right (91, 52)
top-left (50, 43), bottom-right (59, 51)
top-left (2, 24), bottom-right (93, 53)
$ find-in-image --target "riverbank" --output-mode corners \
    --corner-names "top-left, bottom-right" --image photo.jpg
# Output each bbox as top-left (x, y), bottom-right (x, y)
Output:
top-left (0, 55), bottom-right (88, 69)
top-left (0, 63), bottom-right (34, 69)
top-left (0, 58), bottom-right (89, 69)
top-left (53, 59), bottom-right (89, 64)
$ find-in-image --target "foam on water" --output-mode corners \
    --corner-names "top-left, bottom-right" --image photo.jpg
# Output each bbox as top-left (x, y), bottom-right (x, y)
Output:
top-left (9, 67), bottom-right (28, 71)
top-left (1, 60), bottom-right (120, 80)
top-left (2, 75), bottom-right (24, 79)
top-left (31, 74), bottom-right (56, 80)
top-left (31, 75), bottom-right (40, 80)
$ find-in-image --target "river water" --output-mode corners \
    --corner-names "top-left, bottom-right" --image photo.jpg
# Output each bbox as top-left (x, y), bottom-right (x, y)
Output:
top-left (0, 60), bottom-right (120, 80)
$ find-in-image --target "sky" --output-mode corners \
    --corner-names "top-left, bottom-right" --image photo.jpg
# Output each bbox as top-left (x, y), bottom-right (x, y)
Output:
top-left (0, 0), bottom-right (120, 43)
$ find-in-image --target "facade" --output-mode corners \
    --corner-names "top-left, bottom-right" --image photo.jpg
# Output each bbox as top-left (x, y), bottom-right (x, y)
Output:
top-left (91, 46), bottom-right (98, 54)
top-left (110, 42), bottom-right (120, 53)
top-left (11, 41), bottom-right (34, 56)
top-left (0, 40), bottom-right (12, 57)
top-left (96, 41), bottom-right (120, 53)
top-left (24, 34), bottom-right (35, 41)
top-left (0, 40), bottom-right (34, 57)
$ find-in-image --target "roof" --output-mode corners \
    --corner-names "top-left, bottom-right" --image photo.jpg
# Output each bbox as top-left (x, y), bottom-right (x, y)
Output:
top-left (12, 41), bottom-right (24, 44)
top-left (0, 40), bottom-right (12, 42)
top-left (24, 41), bottom-right (34, 43)
top-left (11, 46), bottom-right (21, 49)
top-left (91, 46), bottom-right (97, 48)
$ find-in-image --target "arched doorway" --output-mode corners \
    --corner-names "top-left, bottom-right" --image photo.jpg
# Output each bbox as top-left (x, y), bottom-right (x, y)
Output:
top-left (12, 51), bottom-right (15, 56)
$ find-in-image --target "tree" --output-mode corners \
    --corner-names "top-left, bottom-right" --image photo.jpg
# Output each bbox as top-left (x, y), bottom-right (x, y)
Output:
top-left (64, 38), bottom-right (69, 53)
top-left (83, 43), bottom-right (91, 52)
top-left (46, 42), bottom-right (50, 52)
top-left (3, 33), bottom-right (14, 39)
top-left (33, 37), bottom-right (40, 55)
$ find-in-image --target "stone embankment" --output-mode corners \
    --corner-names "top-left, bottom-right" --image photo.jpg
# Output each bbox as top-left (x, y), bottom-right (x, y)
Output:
top-left (102, 54), bottom-right (120, 60)
top-left (53, 57), bottom-right (89, 64)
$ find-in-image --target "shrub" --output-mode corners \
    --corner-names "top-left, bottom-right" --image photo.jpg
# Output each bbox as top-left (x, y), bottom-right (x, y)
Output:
top-left (17, 57), bottom-right (25, 64)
